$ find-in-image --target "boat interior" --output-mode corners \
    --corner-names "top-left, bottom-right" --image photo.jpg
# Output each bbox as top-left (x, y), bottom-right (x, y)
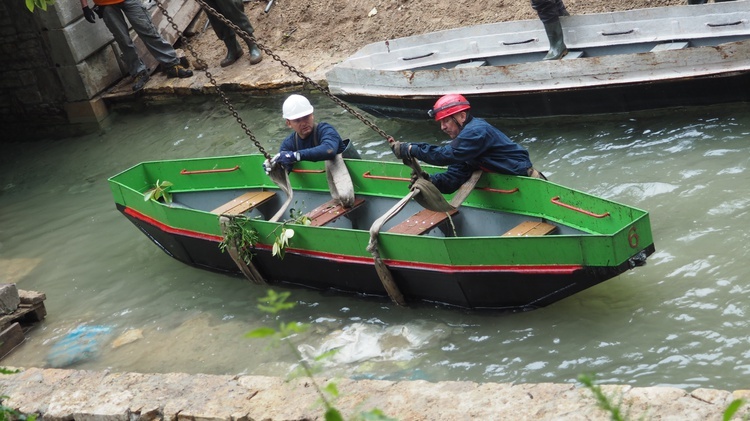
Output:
top-left (171, 188), bottom-right (588, 239)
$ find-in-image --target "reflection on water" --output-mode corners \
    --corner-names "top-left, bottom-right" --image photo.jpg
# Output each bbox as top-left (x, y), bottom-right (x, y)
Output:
top-left (1, 95), bottom-right (749, 391)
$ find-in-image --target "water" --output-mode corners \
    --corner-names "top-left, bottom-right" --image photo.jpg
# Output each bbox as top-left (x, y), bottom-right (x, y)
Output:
top-left (1, 95), bottom-right (749, 391)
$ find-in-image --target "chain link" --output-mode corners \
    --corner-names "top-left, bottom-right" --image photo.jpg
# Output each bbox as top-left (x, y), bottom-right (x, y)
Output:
top-left (154, 0), bottom-right (392, 158)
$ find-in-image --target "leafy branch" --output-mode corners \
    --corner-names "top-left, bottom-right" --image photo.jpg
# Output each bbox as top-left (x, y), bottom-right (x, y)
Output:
top-left (24, 0), bottom-right (55, 12)
top-left (246, 290), bottom-right (395, 421)
top-left (143, 180), bottom-right (173, 203)
top-left (219, 215), bottom-right (260, 266)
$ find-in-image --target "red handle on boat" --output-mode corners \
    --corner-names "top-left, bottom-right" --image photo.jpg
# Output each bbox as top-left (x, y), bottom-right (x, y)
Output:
top-left (551, 196), bottom-right (610, 218)
top-left (363, 171), bottom-right (410, 182)
top-left (180, 165), bottom-right (240, 175)
top-left (476, 187), bottom-right (519, 194)
top-left (291, 169), bottom-right (325, 174)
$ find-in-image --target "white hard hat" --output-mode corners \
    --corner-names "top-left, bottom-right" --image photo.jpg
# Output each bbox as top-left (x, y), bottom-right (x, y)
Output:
top-left (282, 94), bottom-right (314, 120)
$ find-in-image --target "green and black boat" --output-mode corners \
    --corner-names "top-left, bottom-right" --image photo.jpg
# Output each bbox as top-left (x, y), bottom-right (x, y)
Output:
top-left (109, 154), bottom-right (654, 311)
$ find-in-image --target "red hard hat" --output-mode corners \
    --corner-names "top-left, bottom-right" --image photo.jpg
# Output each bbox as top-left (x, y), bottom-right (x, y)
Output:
top-left (429, 94), bottom-right (471, 121)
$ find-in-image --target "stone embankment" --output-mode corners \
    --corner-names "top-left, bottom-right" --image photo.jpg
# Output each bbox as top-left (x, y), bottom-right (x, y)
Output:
top-left (1, 367), bottom-right (748, 420)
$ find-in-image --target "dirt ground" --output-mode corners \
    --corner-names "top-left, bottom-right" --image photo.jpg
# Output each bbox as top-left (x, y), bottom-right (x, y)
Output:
top-left (179, 0), bottom-right (686, 86)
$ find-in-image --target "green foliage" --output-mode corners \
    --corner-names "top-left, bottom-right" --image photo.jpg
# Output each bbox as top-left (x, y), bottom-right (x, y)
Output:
top-left (143, 180), bottom-right (173, 203)
top-left (724, 399), bottom-right (748, 421)
top-left (219, 216), bottom-right (260, 266)
top-left (25, 0), bottom-right (55, 12)
top-left (579, 374), bottom-right (748, 421)
top-left (246, 290), bottom-right (396, 421)
top-left (270, 205), bottom-right (311, 260)
top-left (578, 373), bottom-right (626, 421)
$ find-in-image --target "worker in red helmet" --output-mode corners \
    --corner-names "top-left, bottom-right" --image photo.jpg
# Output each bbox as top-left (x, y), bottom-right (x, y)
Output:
top-left (389, 94), bottom-right (546, 194)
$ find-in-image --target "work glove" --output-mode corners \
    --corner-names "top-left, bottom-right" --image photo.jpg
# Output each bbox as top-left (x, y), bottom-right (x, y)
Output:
top-left (93, 5), bottom-right (104, 18)
top-left (390, 141), bottom-right (411, 160)
top-left (274, 151), bottom-right (300, 172)
top-left (82, 6), bottom-right (96, 23)
top-left (263, 157), bottom-right (274, 175)
top-left (409, 170), bottom-right (429, 189)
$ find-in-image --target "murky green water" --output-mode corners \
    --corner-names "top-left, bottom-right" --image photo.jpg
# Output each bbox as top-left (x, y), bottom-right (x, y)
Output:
top-left (1, 95), bottom-right (749, 390)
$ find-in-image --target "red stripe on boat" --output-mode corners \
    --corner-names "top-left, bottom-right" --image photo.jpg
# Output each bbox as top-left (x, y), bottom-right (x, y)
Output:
top-left (124, 207), bottom-right (583, 275)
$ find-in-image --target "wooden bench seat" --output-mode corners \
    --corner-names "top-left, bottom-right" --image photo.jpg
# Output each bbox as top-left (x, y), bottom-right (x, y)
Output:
top-left (211, 191), bottom-right (276, 216)
top-left (388, 208), bottom-right (459, 236)
top-left (307, 197), bottom-right (366, 227)
top-left (502, 221), bottom-right (557, 237)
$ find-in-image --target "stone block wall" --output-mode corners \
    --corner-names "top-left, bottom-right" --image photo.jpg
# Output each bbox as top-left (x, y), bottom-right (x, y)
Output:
top-left (0, 0), bottom-right (198, 141)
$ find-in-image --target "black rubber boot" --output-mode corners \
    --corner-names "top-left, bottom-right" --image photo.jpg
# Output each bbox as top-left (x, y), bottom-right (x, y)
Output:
top-left (221, 37), bottom-right (244, 67)
top-left (247, 41), bottom-right (262, 65)
top-left (543, 21), bottom-right (568, 60)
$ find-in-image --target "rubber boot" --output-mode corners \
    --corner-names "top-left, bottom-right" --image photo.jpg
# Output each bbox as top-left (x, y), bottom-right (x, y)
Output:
top-left (247, 41), bottom-right (262, 65)
top-left (220, 36), bottom-right (244, 68)
top-left (543, 21), bottom-right (568, 60)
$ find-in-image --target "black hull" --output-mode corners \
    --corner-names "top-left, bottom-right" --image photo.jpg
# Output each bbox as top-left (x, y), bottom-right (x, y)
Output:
top-left (341, 72), bottom-right (750, 120)
top-left (119, 205), bottom-right (655, 311)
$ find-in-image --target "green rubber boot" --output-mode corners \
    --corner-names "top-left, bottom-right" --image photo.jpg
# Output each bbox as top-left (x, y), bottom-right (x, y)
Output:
top-left (247, 41), bottom-right (263, 65)
top-left (220, 36), bottom-right (244, 68)
top-left (543, 21), bottom-right (568, 60)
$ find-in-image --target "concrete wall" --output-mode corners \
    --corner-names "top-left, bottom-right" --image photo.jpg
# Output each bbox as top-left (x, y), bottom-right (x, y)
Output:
top-left (0, 0), bottom-right (198, 141)
top-left (1, 367), bottom-right (749, 420)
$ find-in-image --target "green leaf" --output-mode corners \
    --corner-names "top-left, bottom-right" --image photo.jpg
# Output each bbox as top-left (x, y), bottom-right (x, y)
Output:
top-left (244, 327), bottom-right (276, 338)
top-left (324, 408), bottom-right (344, 421)
top-left (25, 0), bottom-right (34, 11)
top-left (723, 399), bottom-right (745, 421)
top-left (323, 382), bottom-right (339, 398)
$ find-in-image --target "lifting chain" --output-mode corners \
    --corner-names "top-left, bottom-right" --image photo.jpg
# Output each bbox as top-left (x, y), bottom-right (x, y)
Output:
top-left (155, 0), bottom-right (271, 159)
top-left (154, 0), bottom-right (391, 151)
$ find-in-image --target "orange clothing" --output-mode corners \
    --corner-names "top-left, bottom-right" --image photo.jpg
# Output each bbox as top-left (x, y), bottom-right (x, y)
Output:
top-left (93, 0), bottom-right (124, 6)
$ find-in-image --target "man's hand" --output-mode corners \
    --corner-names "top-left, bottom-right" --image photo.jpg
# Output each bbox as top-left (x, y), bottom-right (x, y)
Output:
top-left (275, 151), bottom-right (300, 172)
top-left (93, 5), bottom-right (104, 18)
top-left (409, 170), bottom-right (429, 189)
top-left (390, 141), bottom-right (411, 160)
top-left (82, 6), bottom-right (96, 23)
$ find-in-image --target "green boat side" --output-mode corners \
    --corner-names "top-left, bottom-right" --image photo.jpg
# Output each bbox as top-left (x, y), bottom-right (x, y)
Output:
top-left (108, 154), bottom-right (654, 269)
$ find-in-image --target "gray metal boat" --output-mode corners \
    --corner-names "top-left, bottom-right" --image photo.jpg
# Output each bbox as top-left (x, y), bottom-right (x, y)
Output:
top-left (326, 1), bottom-right (750, 119)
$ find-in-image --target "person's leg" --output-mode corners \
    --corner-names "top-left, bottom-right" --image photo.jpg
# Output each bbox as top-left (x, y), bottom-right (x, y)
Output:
top-left (531, 0), bottom-right (567, 60)
top-left (555, 0), bottom-right (569, 16)
top-left (218, 0), bottom-right (261, 64)
top-left (102, 5), bottom-right (146, 76)
top-left (204, 0), bottom-right (244, 67)
top-left (120, 0), bottom-right (180, 67)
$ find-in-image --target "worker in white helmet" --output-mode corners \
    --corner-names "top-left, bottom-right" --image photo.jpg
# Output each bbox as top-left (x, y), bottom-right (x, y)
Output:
top-left (268, 94), bottom-right (351, 173)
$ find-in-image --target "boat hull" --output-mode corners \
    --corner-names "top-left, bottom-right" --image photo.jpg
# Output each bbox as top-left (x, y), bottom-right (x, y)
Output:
top-left (110, 155), bottom-right (655, 311)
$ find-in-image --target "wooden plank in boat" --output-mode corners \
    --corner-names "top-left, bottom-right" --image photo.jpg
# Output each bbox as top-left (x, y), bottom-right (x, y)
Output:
top-left (388, 209), bottom-right (459, 236)
top-left (307, 198), bottom-right (365, 227)
top-left (211, 191), bottom-right (276, 216)
top-left (502, 221), bottom-right (557, 237)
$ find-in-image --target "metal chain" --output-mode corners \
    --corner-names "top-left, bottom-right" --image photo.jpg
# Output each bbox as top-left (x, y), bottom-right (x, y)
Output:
top-left (155, 0), bottom-right (391, 146)
top-left (155, 0), bottom-right (271, 159)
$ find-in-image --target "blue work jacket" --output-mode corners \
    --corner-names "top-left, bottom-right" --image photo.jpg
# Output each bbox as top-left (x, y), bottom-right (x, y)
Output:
top-left (409, 117), bottom-right (533, 193)
top-left (279, 122), bottom-right (345, 161)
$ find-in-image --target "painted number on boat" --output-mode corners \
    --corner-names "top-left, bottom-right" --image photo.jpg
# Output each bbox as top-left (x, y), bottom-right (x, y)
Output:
top-left (628, 226), bottom-right (639, 249)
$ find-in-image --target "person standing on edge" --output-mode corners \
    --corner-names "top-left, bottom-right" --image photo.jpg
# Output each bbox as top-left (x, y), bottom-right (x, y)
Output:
top-left (201, 0), bottom-right (262, 67)
top-left (532, 0), bottom-right (569, 60)
top-left (389, 94), bottom-right (546, 194)
top-left (80, 0), bottom-right (193, 91)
